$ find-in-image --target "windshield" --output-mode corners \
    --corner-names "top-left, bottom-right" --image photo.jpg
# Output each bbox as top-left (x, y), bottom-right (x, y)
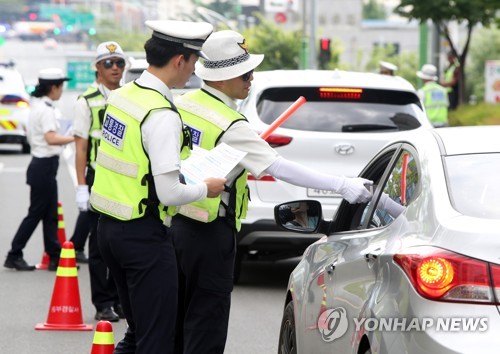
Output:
top-left (445, 153), bottom-right (500, 219)
top-left (256, 87), bottom-right (423, 132)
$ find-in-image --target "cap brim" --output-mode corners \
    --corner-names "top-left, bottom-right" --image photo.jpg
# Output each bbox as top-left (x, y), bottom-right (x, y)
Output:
top-left (195, 54), bottom-right (264, 81)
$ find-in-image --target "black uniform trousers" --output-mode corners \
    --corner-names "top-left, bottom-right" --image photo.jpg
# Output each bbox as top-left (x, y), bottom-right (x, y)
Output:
top-left (70, 170), bottom-right (119, 311)
top-left (8, 156), bottom-right (61, 260)
top-left (97, 214), bottom-right (178, 354)
top-left (171, 215), bottom-right (236, 354)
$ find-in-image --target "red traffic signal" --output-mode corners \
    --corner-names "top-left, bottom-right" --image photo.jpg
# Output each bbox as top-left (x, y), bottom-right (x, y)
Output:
top-left (320, 38), bottom-right (331, 51)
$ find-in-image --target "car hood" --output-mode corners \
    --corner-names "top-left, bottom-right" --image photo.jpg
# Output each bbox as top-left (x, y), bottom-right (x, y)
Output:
top-left (432, 215), bottom-right (500, 266)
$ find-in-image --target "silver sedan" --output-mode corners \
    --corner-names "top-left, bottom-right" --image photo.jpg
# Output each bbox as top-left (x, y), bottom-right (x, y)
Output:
top-left (275, 126), bottom-right (500, 354)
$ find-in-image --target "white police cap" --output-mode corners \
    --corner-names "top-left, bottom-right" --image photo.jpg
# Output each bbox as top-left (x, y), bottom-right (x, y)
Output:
top-left (94, 41), bottom-right (126, 66)
top-left (38, 68), bottom-right (70, 82)
top-left (145, 20), bottom-right (214, 59)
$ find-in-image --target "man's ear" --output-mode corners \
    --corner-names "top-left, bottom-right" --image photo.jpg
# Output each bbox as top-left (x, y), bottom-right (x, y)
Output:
top-left (172, 54), bottom-right (185, 69)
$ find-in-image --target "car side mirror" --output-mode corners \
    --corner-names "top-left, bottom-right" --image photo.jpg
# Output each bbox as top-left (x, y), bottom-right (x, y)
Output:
top-left (274, 200), bottom-right (322, 233)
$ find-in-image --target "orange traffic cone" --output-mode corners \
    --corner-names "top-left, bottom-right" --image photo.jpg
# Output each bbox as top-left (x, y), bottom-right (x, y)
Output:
top-left (35, 241), bottom-right (92, 331)
top-left (37, 202), bottom-right (68, 270)
top-left (90, 321), bottom-right (115, 354)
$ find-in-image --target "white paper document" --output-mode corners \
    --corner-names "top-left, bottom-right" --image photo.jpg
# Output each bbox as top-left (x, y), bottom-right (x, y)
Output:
top-left (181, 143), bottom-right (247, 185)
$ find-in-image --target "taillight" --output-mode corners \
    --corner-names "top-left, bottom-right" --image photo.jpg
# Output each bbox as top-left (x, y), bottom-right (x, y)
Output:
top-left (1, 95), bottom-right (29, 108)
top-left (247, 174), bottom-right (276, 182)
top-left (491, 264), bottom-right (500, 303)
top-left (394, 246), bottom-right (499, 304)
top-left (263, 134), bottom-right (292, 148)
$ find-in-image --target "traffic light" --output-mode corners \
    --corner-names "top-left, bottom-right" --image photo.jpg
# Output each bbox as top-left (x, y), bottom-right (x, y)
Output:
top-left (319, 38), bottom-right (331, 69)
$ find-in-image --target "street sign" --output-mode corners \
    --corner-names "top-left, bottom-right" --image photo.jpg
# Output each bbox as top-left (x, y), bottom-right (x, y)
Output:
top-left (485, 60), bottom-right (500, 103)
top-left (66, 61), bottom-right (94, 90)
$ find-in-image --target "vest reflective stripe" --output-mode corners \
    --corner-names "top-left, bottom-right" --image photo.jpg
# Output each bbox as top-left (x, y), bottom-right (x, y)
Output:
top-left (107, 90), bottom-right (151, 122)
top-left (90, 190), bottom-right (134, 220)
top-left (95, 149), bottom-right (139, 178)
top-left (422, 82), bottom-right (448, 124)
top-left (176, 97), bottom-right (234, 131)
top-left (91, 82), bottom-right (182, 221)
top-left (177, 89), bottom-right (249, 231)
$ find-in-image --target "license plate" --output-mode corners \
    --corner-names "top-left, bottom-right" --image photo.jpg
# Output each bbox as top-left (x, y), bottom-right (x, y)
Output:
top-left (307, 188), bottom-right (340, 197)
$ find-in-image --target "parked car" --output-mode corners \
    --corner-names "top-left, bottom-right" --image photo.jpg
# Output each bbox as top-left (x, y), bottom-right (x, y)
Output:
top-left (0, 60), bottom-right (31, 153)
top-left (275, 126), bottom-right (500, 353)
top-left (235, 69), bottom-right (433, 282)
top-left (122, 57), bottom-right (202, 95)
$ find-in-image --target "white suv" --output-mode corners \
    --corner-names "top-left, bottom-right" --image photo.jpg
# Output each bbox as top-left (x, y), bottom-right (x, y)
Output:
top-left (235, 69), bottom-right (432, 282)
top-left (0, 61), bottom-right (30, 153)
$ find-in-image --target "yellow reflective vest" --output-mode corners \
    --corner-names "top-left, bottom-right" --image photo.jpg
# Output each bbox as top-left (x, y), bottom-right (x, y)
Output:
top-left (80, 86), bottom-right (106, 170)
top-left (176, 89), bottom-right (250, 231)
top-left (422, 82), bottom-right (449, 126)
top-left (90, 82), bottom-right (191, 222)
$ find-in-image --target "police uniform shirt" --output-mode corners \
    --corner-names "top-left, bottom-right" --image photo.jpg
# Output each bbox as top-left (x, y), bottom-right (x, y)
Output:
top-left (72, 83), bottom-right (112, 139)
top-left (192, 84), bottom-right (280, 215)
top-left (27, 96), bottom-right (63, 158)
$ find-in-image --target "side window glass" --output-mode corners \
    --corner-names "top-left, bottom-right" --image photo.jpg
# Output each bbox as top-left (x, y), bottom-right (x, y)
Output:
top-left (370, 150), bottom-right (418, 228)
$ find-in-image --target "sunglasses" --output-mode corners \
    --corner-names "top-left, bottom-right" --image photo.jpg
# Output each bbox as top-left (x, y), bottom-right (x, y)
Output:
top-left (102, 59), bottom-right (126, 69)
top-left (241, 70), bottom-right (254, 82)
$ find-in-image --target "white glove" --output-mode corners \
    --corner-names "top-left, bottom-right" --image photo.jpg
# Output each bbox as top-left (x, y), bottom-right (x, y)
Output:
top-left (76, 185), bottom-right (90, 211)
top-left (378, 192), bottom-right (405, 218)
top-left (333, 177), bottom-right (373, 204)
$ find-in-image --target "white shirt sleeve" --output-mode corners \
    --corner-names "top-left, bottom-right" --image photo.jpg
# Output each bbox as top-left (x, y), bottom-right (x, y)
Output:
top-left (72, 96), bottom-right (91, 138)
top-left (40, 104), bottom-right (58, 134)
top-left (142, 109), bottom-right (208, 206)
top-left (221, 120), bottom-right (279, 178)
top-left (265, 157), bottom-right (337, 190)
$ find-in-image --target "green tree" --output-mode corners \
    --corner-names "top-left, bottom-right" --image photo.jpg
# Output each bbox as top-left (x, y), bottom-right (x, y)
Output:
top-left (243, 15), bottom-right (302, 70)
top-left (466, 27), bottom-right (500, 102)
top-left (395, 0), bottom-right (499, 107)
top-left (91, 19), bottom-right (149, 52)
top-left (363, 0), bottom-right (387, 20)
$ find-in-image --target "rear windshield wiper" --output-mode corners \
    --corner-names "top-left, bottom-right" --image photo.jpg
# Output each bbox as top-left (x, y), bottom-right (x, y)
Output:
top-left (342, 124), bottom-right (398, 132)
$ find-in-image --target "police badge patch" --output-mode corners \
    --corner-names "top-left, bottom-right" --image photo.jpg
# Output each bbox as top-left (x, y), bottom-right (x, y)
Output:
top-left (102, 113), bottom-right (127, 150)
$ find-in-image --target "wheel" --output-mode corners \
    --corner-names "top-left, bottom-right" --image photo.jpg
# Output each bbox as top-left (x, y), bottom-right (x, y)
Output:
top-left (278, 301), bottom-right (297, 354)
top-left (21, 142), bottom-right (31, 154)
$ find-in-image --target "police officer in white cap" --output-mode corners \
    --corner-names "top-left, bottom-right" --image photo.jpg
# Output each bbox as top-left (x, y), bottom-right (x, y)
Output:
top-left (171, 30), bottom-right (373, 354)
top-left (417, 64), bottom-right (449, 127)
top-left (90, 21), bottom-right (226, 353)
top-left (379, 60), bottom-right (398, 76)
top-left (5, 68), bottom-right (74, 271)
top-left (69, 41), bottom-right (127, 323)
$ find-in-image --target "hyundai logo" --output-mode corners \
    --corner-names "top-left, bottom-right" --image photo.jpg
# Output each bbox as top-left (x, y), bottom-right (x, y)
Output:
top-left (335, 144), bottom-right (354, 155)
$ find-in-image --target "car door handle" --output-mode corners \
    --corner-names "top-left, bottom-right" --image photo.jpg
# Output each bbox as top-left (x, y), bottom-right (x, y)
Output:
top-left (364, 253), bottom-right (378, 261)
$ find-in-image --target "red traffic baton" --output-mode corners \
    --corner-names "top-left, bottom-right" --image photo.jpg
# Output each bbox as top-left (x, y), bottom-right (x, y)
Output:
top-left (259, 96), bottom-right (306, 140)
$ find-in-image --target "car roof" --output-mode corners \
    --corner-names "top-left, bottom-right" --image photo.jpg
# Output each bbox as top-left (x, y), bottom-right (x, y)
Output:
top-left (252, 69), bottom-right (417, 93)
top-left (433, 126), bottom-right (500, 155)
top-left (0, 66), bottom-right (28, 98)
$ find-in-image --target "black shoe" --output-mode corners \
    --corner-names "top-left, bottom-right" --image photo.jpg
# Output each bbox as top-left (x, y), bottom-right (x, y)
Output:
top-left (114, 304), bottom-right (125, 319)
top-left (48, 258), bottom-right (59, 271)
top-left (75, 251), bottom-right (89, 264)
top-left (4, 257), bottom-right (36, 271)
top-left (95, 307), bottom-right (119, 322)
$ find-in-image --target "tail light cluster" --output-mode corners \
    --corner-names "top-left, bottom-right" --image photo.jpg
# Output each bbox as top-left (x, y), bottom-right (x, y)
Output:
top-left (262, 133), bottom-right (292, 148)
top-left (1, 95), bottom-right (29, 108)
top-left (246, 133), bottom-right (292, 182)
top-left (394, 246), bottom-right (500, 304)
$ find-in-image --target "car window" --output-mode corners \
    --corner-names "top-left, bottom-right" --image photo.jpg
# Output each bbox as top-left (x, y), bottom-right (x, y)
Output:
top-left (362, 149), bottom-right (418, 228)
top-left (445, 153), bottom-right (500, 219)
top-left (256, 87), bottom-right (423, 132)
